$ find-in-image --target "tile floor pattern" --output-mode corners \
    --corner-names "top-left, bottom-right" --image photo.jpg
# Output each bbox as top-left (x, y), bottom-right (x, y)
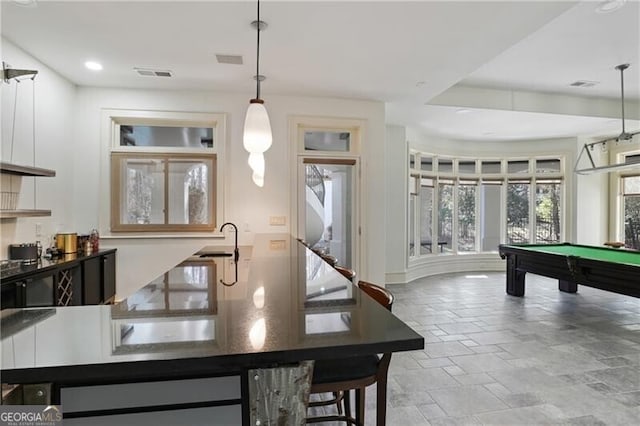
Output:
top-left (307, 272), bottom-right (640, 425)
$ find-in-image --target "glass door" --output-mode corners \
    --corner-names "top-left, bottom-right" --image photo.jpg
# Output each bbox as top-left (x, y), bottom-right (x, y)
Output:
top-left (299, 159), bottom-right (358, 270)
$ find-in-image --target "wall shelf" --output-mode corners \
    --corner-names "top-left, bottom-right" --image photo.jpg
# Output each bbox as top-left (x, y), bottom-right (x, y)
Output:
top-left (0, 162), bottom-right (56, 177)
top-left (0, 209), bottom-right (52, 219)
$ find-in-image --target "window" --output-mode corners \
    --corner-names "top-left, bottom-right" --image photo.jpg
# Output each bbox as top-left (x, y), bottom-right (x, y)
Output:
top-left (438, 159), bottom-right (453, 173)
top-left (458, 160), bottom-right (476, 174)
top-left (419, 178), bottom-right (434, 254)
top-left (420, 156), bottom-right (433, 172)
top-left (507, 179), bottom-right (530, 243)
top-left (408, 151), bottom-right (564, 257)
top-left (508, 160), bottom-right (529, 174)
top-left (106, 110), bottom-right (225, 233)
top-left (480, 180), bottom-right (503, 251)
top-left (304, 131), bottom-right (350, 152)
top-left (622, 175), bottom-right (640, 249)
top-left (482, 160), bottom-right (502, 174)
top-left (458, 180), bottom-right (477, 252)
top-left (438, 179), bottom-right (454, 249)
top-left (111, 153), bottom-right (216, 232)
top-left (535, 179), bottom-right (562, 243)
top-left (408, 175), bottom-right (418, 257)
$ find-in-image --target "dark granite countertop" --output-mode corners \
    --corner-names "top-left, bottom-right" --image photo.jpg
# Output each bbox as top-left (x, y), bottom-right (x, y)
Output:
top-left (0, 249), bottom-right (117, 283)
top-left (0, 234), bottom-right (423, 385)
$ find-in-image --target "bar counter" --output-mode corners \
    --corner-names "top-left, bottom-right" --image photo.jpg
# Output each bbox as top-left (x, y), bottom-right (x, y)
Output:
top-left (0, 234), bottom-right (423, 424)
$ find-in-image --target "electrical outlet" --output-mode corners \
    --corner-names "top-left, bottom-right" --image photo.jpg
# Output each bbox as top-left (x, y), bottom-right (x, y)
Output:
top-left (269, 216), bottom-right (286, 226)
top-left (35, 223), bottom-right (42, 237)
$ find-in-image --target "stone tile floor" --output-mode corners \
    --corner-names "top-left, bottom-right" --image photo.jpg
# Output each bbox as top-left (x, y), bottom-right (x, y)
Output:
top-left (308, 272), bottom-right (640, 425)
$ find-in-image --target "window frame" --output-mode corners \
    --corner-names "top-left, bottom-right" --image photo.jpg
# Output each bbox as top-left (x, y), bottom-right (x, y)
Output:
top-left (407, 153), bottom-right (565, 259)
top-left (111, 152), bottom-right (217, 232)
top-left (103, 109), bottom-right (226, 234)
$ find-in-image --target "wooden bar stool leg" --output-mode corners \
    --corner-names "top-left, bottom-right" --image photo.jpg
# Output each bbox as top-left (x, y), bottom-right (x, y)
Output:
top-left (355, 387), bottom-right (365, 426)
top-left (344, 389), bottom-right (352, 420)
top-left (377, 379), bottom-right (388, 426)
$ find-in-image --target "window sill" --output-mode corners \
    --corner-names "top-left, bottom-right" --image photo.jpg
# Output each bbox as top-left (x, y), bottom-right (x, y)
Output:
top-left (101, 233), bottom-right (225, 240)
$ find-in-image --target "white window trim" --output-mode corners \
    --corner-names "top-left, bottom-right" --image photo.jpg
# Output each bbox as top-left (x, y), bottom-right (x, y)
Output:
top-left (407, 151), bottom-right (567, 266)
top-left (99, 109), bottom-right (227, 237)
top-left (289, 115), bottom-right (365, 275)
top-left (609, 144), bottom-right (640, 241)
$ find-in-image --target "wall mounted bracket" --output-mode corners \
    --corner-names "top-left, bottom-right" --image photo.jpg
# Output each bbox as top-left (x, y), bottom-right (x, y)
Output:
top-left (2, 62), bottom-right (38, 83)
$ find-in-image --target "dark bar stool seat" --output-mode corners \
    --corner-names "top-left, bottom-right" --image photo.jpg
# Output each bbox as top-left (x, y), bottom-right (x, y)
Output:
top-left (307, 280), bottom-right (394, 426)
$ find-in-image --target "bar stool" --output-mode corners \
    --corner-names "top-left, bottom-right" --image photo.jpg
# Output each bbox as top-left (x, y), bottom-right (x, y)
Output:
top-left (334, 266), bottom-right (356, 283)
top-left (307, 280), bottom-right (395, 425)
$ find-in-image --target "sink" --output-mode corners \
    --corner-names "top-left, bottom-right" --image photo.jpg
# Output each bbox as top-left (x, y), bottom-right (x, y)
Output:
top-left (199, 252), bottom-right (232, 258)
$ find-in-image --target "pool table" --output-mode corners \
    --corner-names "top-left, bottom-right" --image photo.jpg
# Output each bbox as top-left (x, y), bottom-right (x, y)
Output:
top-left (498, 243), bottom-right (640, 298)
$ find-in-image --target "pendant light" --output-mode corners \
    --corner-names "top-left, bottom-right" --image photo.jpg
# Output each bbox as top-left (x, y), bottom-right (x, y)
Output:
top-left (244, 0), bottom-right (272, 187)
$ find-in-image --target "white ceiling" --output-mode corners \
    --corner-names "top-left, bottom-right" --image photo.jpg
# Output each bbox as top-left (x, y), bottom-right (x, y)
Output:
top-left (2, 0), bottom-right (639, 142)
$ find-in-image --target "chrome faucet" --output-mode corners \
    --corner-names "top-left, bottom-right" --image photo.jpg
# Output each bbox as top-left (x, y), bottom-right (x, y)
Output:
top-left (220, 222), bottom-right (239, 264)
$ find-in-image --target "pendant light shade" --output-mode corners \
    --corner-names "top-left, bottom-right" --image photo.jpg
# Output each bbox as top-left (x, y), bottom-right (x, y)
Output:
top-left (244, 1), bottom-right (271, 187)
top-left (243, 100), bottom-right (272, 154)
top-left (248, 152), bottom-right (265, 175)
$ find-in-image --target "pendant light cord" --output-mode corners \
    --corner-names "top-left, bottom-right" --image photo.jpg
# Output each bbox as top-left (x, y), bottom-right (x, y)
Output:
top-left (619, 65), bottom-right (626, 135)
top-left (256, 0), bottom-right (261, 100)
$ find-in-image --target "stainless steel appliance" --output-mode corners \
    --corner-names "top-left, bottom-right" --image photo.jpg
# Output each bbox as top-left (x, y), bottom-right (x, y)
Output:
top-left (9, 243), bottom-right (39, 264)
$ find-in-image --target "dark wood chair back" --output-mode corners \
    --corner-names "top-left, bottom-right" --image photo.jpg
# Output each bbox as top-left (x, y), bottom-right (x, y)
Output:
top-left (357, 281), bottom-right (393, 312)
top-left (334, 266), bottom-right (356, 282)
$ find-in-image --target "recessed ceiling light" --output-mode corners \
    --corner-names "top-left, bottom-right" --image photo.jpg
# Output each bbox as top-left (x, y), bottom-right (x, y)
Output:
top-left (595, 0), bottom-right (626, 13)
top-left (570, 80), bottom-right (599, 88)
top-left (216, 54), bottom-right (243, 65)
top-left (85, 61), bottom-right (103, 71)
top-left (11, 0), bottom-right (37, 7)
top-left (456, 108), bottom-right (472, 114)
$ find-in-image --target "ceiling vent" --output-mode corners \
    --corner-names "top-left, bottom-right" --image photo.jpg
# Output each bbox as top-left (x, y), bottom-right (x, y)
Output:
top-left (216, 54), bottom-right (243, 65)
top-left (134, 68), bottom-right (173, 77)
top-left (569, 80), bottom-right (599, 88)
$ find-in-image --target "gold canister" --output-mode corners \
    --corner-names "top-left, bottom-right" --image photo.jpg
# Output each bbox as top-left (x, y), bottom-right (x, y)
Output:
top-left (56, 233), bottom-right (78, 253)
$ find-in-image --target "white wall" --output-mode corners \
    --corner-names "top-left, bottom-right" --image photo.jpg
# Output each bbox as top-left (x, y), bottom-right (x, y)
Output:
top-left (1, 38), bottom-right (386, 299)
top-left (72, 87), bottom-right (385, 298)
top-left (1, 39), bottom-right (77, 258)
top-left (384, 125), bottom-right (407, 276)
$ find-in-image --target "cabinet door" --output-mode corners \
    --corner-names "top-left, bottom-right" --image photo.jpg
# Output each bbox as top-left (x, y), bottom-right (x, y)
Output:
top-left (83, 257), bottom-right (102, 305)
top-left (24, 273), bottom-right (55, 307)
top-left (102, 253), bottom-right (116, 304)
top-left (1, 282), bottom-right (22, 309)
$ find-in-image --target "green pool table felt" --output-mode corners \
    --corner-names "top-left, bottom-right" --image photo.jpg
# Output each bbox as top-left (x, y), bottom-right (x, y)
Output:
top-left (521, 245), bottom-right (640, 267)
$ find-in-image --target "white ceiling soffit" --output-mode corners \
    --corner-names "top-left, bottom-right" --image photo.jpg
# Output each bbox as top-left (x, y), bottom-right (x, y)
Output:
top-left (404, 105), bottom-right (640, 142)
top-left (401, 0), bottom-right (640, 141)
top-left (0, 0), bottom-right (576, 103)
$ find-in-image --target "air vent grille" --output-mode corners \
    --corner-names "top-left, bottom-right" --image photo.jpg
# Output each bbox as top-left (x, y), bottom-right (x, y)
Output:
top-left (216, 54), bottom-right (243, 65)
top-left (134, 68), bottom-right (173, 77)
top-left (570, 80), bottom-right (599, 88)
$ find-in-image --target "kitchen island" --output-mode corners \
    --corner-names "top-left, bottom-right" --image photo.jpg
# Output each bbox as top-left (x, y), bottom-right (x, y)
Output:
top-left (0, 234), bottom-right (423, 425)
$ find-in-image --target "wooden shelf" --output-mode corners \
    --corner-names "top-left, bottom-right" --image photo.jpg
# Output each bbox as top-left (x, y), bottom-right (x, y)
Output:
top-left (0, 162), bottom-right (56, 177)
top-left (0, 209), bottom-right (52, 219)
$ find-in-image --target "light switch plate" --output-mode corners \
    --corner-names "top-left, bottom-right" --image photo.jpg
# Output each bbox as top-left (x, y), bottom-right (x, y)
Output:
top-left (269, 239), bottom-right (286, 250)
top-left (269, 216), bottom-right (286, 226)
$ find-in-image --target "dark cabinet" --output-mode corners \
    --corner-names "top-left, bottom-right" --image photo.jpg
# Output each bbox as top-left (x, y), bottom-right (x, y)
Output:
top-left (82, 257), bottom-right (102, 305)
top-left (1, 250), bottom-right (116, 309)
top-left (1, 270), bottom-right (56, 309)
top-left (102, 252), bottom-right (116, 304)
top-left (83, 252), bottom-right (116, 305)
